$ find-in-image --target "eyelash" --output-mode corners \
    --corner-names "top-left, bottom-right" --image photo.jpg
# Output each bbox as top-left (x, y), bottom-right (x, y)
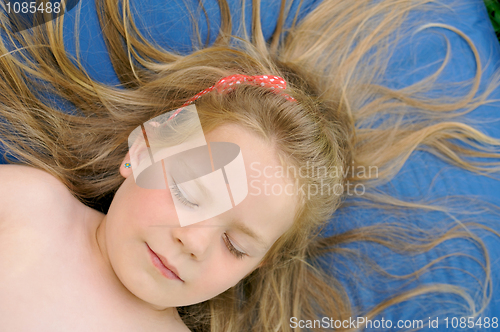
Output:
top-left (223, 233), bottom-right (246, 259)
top-left (172, 181), bottom-right (246, 259)
top-left (171, 182), bottom-right (199, 209)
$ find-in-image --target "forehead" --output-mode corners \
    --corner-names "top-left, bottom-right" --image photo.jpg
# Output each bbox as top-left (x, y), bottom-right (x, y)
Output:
top-left (204, 124), bottom-right (275, 167)
top-left (205, 124), bottom-right (298, 240)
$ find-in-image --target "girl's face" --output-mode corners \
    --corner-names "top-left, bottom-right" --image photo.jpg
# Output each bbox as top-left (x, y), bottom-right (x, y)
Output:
top-left (101, 124), bottom-right (297, 309)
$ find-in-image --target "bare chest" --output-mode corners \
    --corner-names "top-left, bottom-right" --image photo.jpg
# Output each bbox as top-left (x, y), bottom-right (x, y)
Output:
top-left (0, 207), bottom-right (184, 332)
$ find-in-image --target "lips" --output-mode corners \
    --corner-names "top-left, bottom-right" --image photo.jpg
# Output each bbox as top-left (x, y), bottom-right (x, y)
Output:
top-left (146, 243), bottom-right (184, 282)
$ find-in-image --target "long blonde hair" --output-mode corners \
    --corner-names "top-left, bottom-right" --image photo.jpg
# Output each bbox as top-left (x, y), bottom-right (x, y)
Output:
top-left (0, 0), bottom-right (499, 331)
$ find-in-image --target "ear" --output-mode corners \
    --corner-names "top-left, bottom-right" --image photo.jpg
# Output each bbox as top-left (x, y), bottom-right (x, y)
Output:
top-left (120, 152), bottom-right (133, 179)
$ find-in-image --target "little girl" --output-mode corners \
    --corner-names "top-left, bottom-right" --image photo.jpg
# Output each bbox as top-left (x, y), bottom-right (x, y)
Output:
top-left (0, 0), bottom-right (499, 331)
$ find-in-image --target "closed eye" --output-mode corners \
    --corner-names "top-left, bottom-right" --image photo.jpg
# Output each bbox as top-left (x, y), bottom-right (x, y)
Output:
top-left (171, 181), bottom-right (199, 209)
top-left (223, 233), bottom-right (246, 259)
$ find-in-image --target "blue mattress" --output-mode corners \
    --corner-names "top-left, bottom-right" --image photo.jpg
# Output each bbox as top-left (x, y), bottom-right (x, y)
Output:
top-left (1, 0), bottom-right (499, 330)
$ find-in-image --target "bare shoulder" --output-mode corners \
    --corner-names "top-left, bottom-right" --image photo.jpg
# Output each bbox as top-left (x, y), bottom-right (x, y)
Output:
top-left (0, 164), bottom-right (79, 229)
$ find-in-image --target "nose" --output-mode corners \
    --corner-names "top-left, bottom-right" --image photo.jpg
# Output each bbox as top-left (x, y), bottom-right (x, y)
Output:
top-left (171, 221), bottom-right (220, 260)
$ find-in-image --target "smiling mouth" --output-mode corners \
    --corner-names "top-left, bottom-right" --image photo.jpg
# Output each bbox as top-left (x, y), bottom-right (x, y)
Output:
top-left (146, 244), bottom-right (184, 282)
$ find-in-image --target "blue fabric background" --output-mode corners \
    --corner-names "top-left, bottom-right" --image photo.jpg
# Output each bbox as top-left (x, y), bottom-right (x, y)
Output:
top-left (1, 0), bottom-right (499, 330)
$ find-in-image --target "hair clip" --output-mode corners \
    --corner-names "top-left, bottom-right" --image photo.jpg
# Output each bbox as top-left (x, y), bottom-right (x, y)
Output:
top-left (167, 74), bottom-right (296, 121)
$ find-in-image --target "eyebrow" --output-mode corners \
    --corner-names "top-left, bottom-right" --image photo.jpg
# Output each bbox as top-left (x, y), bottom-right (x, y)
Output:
top-left (230, 218), bottom-right (269, 250)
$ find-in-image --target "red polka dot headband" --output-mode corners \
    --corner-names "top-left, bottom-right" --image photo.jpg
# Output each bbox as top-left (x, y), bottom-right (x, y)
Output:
top-left (168, 74), bottom-right (296, 120)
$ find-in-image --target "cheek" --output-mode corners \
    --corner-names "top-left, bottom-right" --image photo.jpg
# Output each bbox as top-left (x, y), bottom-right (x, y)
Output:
top-left (194, 256), bottom-right (257, 296)
top-left (126, 185), bottom-right (179, 228)
top-left (106, 185), bottom-right (177, 257)
top-left (189, 266), bottom-right (238, 300)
